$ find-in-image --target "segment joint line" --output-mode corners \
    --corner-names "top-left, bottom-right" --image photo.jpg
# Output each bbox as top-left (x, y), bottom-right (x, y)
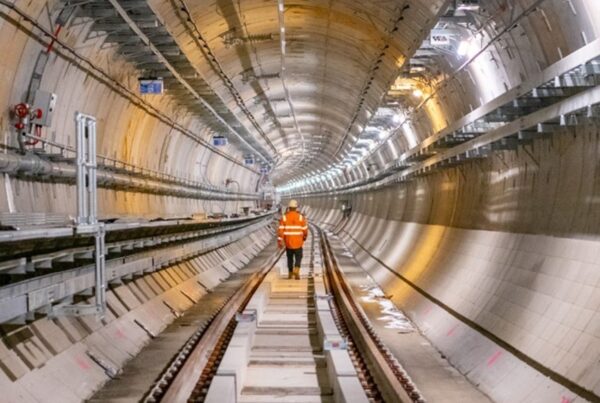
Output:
top-left (107, 0), bottom-right (271, 164)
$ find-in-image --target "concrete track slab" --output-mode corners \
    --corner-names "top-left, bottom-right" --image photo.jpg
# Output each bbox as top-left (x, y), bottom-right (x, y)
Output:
top-left (243, 366), bottom-right (332, 392)
top-left (232, 242), bottom-right (341, 402)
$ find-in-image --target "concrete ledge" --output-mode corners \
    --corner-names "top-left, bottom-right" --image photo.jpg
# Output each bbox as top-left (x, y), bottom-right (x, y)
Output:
top-left (0, 235), bottom-right (271, 402)
top-left (314, 282), bottom-right (327, 296)
top-left (316, 299), bottom-right (330, 311)
top-left (245, 282), bottom-right (271, 323)
top-left (325, 341), bottom-right (369, 403)
top-left (214, 319), bottom-right (257, 398)
top-left (216, 346), bottom-right (247, 398)
top-left (334, 376), bottom-right (370, 403)
top-left (326, 350), bottom-right (357, 377)
top-left (205, 375), bottom-right (236, 403)
top-left (313, 288), bottom-right (369, 403)
top-left (316, 309), bottom-right (342, 339)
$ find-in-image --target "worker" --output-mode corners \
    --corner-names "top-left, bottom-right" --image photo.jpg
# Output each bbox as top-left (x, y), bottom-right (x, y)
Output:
top-left (277, 199), bottom-right (308, 280)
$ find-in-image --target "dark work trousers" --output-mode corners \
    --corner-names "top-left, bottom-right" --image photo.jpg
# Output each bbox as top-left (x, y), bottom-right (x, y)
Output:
top-left (286, 248), bottom-right (303, 272)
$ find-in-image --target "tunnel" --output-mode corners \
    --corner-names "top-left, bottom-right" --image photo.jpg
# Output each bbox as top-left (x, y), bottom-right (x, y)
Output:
top-left (0, 0), bottom-right (599, 402)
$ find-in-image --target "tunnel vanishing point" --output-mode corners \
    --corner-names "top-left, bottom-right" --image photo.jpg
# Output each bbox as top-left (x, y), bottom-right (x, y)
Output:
top-left (1, 1), bottom-right (600, 402)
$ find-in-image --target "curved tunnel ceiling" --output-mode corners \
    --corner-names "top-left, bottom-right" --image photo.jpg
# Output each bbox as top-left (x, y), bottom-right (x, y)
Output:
top-left (2, 1), bottom-right (600, 401)
top-left (147, 0), bottom-right (447, 184)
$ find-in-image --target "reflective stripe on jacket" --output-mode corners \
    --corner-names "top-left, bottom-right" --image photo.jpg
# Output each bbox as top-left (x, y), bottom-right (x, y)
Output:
top-left (278, 211), bottom-right (308, 249)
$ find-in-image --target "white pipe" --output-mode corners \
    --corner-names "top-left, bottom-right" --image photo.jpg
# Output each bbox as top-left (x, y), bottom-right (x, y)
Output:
top-left (0, 153), bottom-right (259, 201)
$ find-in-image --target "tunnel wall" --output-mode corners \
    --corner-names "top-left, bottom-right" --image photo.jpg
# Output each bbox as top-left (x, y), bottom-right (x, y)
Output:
top-left (306, 0), bottom-right (600, 192)
top-left (0, 1), bottom-right (259, 217)
top-left (290, 5), bottom-right (600, 399)
top-left (0, 225), bottom-right (272, 402)
top-left (300, 121), bottom-right (600, 402)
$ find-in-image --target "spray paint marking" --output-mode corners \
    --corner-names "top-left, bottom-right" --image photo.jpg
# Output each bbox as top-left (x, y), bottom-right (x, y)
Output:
top-left (115, 328), bottom-right (126, 339)
top-left (446, 324), bottom-right (459, 337)
top-left (75, 356), bottom-right (91, 370)
top-left (561, 396), bottom-right (573, 403)
top-left (487, 350), bottom-right (503, 367)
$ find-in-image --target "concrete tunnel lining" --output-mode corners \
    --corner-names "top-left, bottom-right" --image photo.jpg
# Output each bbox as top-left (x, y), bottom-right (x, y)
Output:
top-left (1, 0), bottom-right (600, 402)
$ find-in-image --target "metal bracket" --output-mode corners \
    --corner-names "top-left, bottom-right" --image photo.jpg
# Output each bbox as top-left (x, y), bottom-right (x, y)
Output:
top-left (50, 112), bottom-right (106, 319)
top-left (49, 303), bottom-right (104, 317)
top-left (76, 112), bottom-right (98, 226)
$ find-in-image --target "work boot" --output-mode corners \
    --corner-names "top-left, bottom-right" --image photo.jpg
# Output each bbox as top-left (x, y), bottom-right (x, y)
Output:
top-left (293, 267), bottom-right (300, 280)
top-left (288, 271), bottom-right (293, 280)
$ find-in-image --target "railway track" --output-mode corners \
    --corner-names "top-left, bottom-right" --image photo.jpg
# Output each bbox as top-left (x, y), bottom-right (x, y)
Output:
top-left (0, 215), bottom-right (272, 324)
top-left (0, 213), bottom-right (271, 262)
top-left (148, 226), bottom-right (425, 402)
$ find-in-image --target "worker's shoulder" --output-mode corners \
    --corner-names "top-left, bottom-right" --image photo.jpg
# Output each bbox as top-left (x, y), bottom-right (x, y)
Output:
top-left (284, 210), bottom-right (306, 220)
top-left (294, 211), bottom-right (308, 221)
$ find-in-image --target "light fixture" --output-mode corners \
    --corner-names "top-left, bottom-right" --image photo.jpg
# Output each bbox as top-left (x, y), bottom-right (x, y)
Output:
top-left (457, 38), bottom-right (479, 58)
top-left (392, 114), bottom-right (402, 124)
top-left (412, 88), bottom-right (423, 98)
top-left (457, 40), bottom-right (469, 56)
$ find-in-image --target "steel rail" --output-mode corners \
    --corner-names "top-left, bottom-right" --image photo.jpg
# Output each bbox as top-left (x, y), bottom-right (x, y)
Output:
top-left (0, 211), bottom-right (272, 245)
top-left (314, 231), bottom-right (384, 401)
top-left (156, 248), bottom-right (283, 402)
top-left (0, 214), bottom-right (270, 261)
top-left (152, 226), bottom-right (423, 402)
top-left (318, 226), bottom-right (423, 402)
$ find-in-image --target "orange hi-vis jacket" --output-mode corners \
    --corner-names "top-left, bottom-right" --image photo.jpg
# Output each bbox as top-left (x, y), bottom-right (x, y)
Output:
top-left (278, 210), bottom-right (308, 249)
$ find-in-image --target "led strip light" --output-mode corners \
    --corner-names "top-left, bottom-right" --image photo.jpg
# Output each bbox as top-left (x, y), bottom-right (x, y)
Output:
top-left (277, 0), bottom-right (306, 168)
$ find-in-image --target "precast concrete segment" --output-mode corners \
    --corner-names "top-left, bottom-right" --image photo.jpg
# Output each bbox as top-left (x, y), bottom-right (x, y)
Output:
top-left (165, 0), bottom-right (279, 156)
top-left (0, 218), bottom-right (272, 324)
top-left (159, 243), bottom-right (284, 402)
top-left (0, 227), bottom-right (273, 402)
top-left (340, 228), bottom-right (598, 403)
top-left (105, 0), bottom-right (273, 164)
top-left (325, 233), bottom-right (492, 403)
top-left (90, 243), bottom-right (278, 402)
top-left (0, 0), bottom-right (259, 174)
top-left (303, 196), bottom-right (600, 403)
top-left (281, 22), bottom-right (600, 196)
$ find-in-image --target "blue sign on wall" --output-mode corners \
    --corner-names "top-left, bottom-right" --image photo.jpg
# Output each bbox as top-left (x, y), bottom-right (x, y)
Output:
top-left (212, 135), bottom-right (227, 146)
top-left (244, 157), bottom-right (255, 165)
top-left (139, 79), bottom-right (164, 94)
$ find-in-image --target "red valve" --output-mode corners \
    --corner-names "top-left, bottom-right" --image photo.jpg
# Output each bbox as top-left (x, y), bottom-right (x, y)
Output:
top-left (14, 103), bottom-right (29, 118)
top-left (11, 102), bottom-right (43, 146)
